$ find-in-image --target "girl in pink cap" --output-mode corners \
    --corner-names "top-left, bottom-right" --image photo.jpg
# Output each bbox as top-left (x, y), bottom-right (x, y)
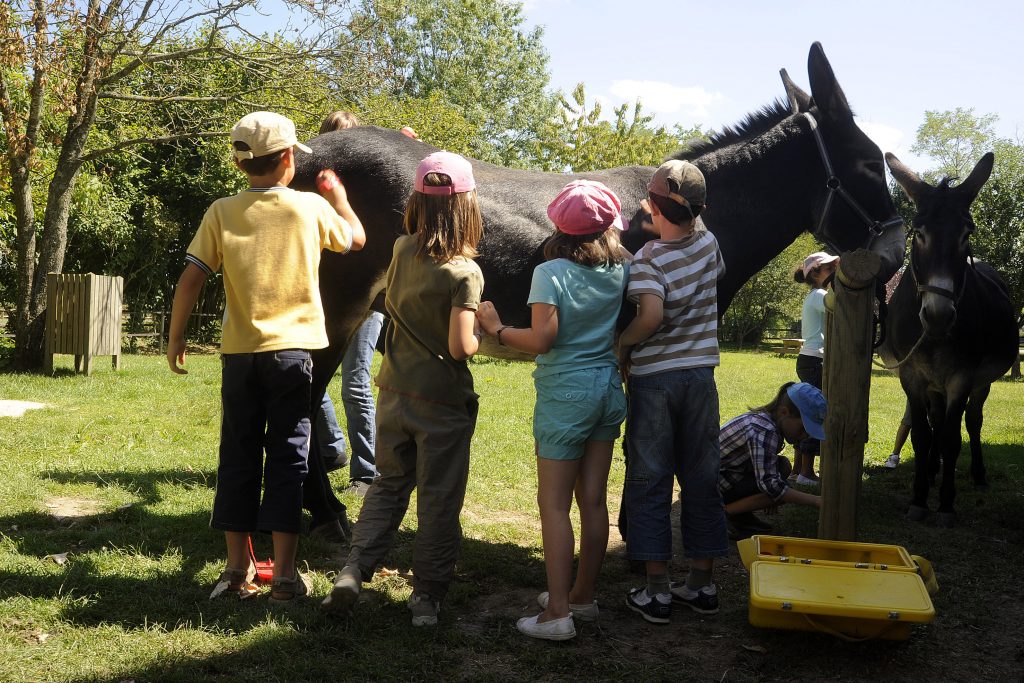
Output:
top-left (477, 179), bottom-right (629, 641)
top-left (324, 152), bottom-right (484, 627)
top-left (790, 251), bottom-right (840, 485)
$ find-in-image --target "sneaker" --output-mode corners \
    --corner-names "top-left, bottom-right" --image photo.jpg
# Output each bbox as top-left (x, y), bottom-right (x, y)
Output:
top-left (670, 582), bottom-right (719, 615)
top-left (344, 481), bottom-right (371, 498)
top-left (309, 518), bottom-right (349, 545)
top-left (408, 592), bottom-right (439, 626)
top-left (516, 613), bottom-right (576, 641)
top-left (323, 452), bottom-right (349, 472)
top-left (795, 474), bottom-right (820, 487)
top-left (883, 453), bottom-right (901, 469)
top-left (537, 591), bottom-right (599, 622)
top-left (322, 566), bottom-right (360, 616)
top-left (625, 587), bottom-right (671, 624)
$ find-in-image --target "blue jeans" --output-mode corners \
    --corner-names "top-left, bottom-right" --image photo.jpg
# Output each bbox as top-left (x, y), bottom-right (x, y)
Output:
top-left (317, 393), bottom-right (347, 461)
top-left (341, 312), bottom-right (384, 483)
top-left (212, 350), bottom-right (312, 534)
top-left (623, 367), bottom-right (728, 561)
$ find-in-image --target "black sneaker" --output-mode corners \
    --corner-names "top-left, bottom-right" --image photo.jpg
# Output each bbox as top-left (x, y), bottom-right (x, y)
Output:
top-left (625, 587), bottom-right (671, 624)
top-left (669, 582), bottom-right (719, 614)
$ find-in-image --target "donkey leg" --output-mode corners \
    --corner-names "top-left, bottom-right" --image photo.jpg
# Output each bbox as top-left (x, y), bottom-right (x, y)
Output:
top-left (964, 384), bottom-right (991, 490)
top-left (906, 396), bottom-right (932, 521)
top-left (936, 394), bottom-right (969, 528)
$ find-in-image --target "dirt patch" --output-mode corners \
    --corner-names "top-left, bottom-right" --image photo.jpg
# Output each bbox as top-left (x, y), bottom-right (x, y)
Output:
top-left (0, 400), bottom-right (45, 417)
top-left (44, 496), bottom-right (104, 520)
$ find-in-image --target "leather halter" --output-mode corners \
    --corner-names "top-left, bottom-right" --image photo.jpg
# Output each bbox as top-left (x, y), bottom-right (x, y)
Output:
top-left (802, 112), bottom-right (904, 249)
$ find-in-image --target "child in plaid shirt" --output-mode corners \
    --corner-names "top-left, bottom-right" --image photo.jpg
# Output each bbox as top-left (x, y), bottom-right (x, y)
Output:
top-left (719, 382), bottom-right (824, 538)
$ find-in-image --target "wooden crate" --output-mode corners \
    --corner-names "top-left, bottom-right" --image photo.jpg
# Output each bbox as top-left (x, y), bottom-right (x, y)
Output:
top-left (44, 273), bottom-right (123, 375)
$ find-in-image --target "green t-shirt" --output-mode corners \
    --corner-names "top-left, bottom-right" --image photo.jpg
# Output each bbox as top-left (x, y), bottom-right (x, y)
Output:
top-left (375, 235), bottom-right (484, 405)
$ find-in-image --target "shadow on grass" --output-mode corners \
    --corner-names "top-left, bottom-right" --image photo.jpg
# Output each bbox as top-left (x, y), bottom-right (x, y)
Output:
top-left (42, 467), bottom-right (217, 504)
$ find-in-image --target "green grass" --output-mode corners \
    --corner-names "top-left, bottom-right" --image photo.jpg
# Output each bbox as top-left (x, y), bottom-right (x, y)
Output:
top-left (0, 351), bottom-right (1021, 682)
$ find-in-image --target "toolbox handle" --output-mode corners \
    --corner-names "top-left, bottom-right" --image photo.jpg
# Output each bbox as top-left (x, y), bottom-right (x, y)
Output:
top-left (802, 614), bottom-right (899, 642)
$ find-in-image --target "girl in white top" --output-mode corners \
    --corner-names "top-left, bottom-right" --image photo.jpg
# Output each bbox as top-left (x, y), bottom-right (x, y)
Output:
top-left (791, 251), bottom-right (839, 483)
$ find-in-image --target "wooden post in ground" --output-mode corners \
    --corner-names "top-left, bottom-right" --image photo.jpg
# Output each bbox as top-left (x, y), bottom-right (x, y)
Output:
top-left (818, 249), bottom-right (881, 541)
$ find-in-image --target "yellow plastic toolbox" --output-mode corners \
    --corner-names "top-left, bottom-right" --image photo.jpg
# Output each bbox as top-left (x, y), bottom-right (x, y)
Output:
top-left (748, 561), bottom-right (935, 640)
top-left (737, 535), bottom-right (916, 571)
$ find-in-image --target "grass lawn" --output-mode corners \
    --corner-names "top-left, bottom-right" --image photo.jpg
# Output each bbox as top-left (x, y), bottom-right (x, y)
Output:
top-left (0, 350), bottom-right (1021, 682)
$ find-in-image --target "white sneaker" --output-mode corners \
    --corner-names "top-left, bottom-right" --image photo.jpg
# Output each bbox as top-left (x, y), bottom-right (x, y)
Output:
top-left (516, 613), bottom-right (576, 641)
top-left (408, 592), bottom-right (439, 626)
top-left (537, 591), bottom-right (599, 622)
top-left (884, 453), bottom-right (900, 469)
top-left (795, 474), bottom-right (820, 487)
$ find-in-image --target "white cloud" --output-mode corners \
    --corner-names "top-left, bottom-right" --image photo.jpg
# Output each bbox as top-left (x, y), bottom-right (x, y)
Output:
top-left (857, 120), bottom-right (905, 157)
top-left (608, 80), bottom-right (724, 121)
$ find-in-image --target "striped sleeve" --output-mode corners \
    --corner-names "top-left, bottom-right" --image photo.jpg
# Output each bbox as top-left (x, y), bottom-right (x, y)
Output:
top-left (185, 204), bottom-right (222, 275)
top-left (627, 247), bottom-right (665, 302)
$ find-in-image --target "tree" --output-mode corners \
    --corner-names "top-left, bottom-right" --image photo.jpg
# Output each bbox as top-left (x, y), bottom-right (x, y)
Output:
top-left (910, 109), bottom-right (1024, 377)
top-left (0, 0), bottom-right (365, 370)
top-left (720, 233), bottom-right (815, 346)
top-left (341, 0), bottom-right (557, 166)
top-left (532, 83), bottom-right (704, 173)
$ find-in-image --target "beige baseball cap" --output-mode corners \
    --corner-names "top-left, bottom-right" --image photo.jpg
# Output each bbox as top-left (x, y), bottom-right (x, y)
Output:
top-left (230, 111), bottom-right (311, 160)
top-left (648, 159), bottom-right (706, 208)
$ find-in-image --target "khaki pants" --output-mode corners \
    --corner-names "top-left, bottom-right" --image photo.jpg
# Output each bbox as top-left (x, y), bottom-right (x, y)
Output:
top-left (345, 389), bottom-right (478, 600)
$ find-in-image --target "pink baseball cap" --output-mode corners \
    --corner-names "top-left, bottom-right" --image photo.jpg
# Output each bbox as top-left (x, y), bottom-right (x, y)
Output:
top-left (801, 251), bottom-right (840, 278)
top-left (415, 151), bottom-right (475, 195)
top-left (546, 180), bottom-right (624, 236)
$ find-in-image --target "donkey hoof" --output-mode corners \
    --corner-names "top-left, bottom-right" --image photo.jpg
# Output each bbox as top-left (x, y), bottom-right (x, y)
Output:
top-left (907, 505), bottom-right (928, 522)
top-left (936, 512), bottom-right (956, 528)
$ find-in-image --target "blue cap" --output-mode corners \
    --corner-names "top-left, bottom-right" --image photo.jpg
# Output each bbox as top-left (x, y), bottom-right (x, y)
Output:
top-left (787, 382), bottom-right (826, 440)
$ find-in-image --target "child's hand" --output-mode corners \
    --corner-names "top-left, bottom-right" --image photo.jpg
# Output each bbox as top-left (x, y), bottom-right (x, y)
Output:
top-left (167, 338), bottom-right (188, 375)
top-left (617, 344), bottom-right (633, 383)
top-left (475, 301), bottom-right (502, 336)
top-left (317, 169), bottom-right (348, 202)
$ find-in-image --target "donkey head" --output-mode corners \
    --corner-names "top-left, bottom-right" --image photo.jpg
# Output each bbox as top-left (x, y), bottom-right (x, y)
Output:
top-left (803, 43), bottom-right (905, 281)
top-left (885, 151), bottom-right (994, 337)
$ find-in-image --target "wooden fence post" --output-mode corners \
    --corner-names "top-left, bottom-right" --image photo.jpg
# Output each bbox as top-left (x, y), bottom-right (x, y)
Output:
top-left (817, 249), bottom-right (881, 541)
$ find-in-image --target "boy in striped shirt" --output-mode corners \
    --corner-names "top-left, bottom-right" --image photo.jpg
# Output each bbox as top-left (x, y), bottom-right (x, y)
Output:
top-left (618, 160), bottom-right (729, 623)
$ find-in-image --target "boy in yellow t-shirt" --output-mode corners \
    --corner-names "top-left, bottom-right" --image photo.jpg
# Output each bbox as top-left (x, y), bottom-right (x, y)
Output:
top-left (166, 111), bottom-right (366, 603)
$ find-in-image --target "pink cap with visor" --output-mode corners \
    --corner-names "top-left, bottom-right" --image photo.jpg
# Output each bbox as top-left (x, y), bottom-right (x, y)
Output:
top-left (546, 180), bottom-right (625, 235)
top-left (801, 251), bottom-right (840, 278)
top-left (415, 151), bottom-right (476, 195)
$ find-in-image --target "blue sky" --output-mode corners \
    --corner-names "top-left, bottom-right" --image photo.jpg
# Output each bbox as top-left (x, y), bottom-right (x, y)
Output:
top-left (519, 0), bottom-right (1022, 172)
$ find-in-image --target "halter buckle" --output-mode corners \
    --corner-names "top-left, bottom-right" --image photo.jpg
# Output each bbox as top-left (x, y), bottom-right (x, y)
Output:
top-left (826, 176), bottom-right (841, 190)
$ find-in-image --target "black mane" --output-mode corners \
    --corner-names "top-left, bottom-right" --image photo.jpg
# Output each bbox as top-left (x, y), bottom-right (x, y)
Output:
top-left (675, 99), bottom-right (794, 161)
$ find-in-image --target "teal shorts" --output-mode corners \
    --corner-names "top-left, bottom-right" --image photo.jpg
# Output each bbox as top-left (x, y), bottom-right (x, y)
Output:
top-left (533, 366), bottom-right (627, 460)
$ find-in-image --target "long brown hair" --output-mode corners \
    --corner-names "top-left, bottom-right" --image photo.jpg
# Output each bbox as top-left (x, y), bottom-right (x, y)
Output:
top-left (543, 227), bottom-right (624, 267)
top-left (403, 172), bottom-right (483, 262)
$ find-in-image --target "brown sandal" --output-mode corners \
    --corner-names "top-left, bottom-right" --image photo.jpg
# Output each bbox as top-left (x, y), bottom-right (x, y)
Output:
top-left (209, 565), bottom-right (259, 600)
top-left (269, 571), bottom-right (311, 604)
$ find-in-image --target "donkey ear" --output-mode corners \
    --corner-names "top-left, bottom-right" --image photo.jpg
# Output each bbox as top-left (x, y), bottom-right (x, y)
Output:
top-left (807, 42), bottom-right (853, 123)
top-left (885, 152), bottom-right (927, 205)
top-left (954, 152), bottom-right (995, 204)
top-left (780, 68), bottom-right (812, 114)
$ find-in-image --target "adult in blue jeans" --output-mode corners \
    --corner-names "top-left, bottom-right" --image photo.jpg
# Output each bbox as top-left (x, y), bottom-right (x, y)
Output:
top-left (315, 110), bottom-right (384, 495)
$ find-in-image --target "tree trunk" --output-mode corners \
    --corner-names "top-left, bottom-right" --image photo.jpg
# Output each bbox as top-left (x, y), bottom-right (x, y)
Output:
top-left (12, 156), bottom-right (39, 370)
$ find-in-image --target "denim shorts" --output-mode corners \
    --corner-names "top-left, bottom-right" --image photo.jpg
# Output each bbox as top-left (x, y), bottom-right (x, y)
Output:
top-left (533, 366), bottom-right (627, 460)
top-left (623, 367), bottom-right (728, 560)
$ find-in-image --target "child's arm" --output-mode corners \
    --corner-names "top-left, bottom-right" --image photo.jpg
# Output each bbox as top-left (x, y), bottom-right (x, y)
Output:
top-left (618, 293), bottom-right (663, 347)
top-left (475, 301), bottom-right (558, 355)
top-left (449, 307), bottom-right (482, 360)
top-left (317, 170), bottom-right (366, 251)
top-left (725, 488), bottom-right (821, 515)
top-left (166, 263), bottom-right (208, 374)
